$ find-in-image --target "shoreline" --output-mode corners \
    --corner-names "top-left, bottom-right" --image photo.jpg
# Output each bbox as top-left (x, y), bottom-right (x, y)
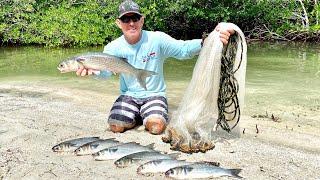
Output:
top-left (0, 80), bottom-right (319, 179)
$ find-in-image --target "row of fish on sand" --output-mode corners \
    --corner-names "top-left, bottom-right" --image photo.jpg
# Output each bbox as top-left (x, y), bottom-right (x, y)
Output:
top-left (52, 136), bottom-right (242, 179)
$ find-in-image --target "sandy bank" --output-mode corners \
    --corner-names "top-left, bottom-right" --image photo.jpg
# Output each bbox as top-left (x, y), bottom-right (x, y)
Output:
top-left (0, 80), bottom-right (319, 179)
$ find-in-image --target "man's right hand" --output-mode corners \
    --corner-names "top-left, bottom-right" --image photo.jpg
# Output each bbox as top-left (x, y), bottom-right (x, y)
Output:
top-left (76, 67), bottom-right (100, 76)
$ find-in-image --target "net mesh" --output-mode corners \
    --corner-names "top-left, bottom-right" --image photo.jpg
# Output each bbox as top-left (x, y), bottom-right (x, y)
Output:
top-left (162, 23), bottom-right (247, 153)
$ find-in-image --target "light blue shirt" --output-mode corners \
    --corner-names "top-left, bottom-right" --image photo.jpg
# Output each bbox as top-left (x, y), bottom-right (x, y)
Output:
top-left (103, 30), bottom-right (201, 98)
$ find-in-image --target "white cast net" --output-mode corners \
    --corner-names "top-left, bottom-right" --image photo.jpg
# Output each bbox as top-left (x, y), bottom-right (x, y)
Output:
top-left (162, 23), bottom-right (247, 153)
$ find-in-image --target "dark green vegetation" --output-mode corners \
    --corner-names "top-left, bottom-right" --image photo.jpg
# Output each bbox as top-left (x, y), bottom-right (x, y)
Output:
top-left (1, 0), bottom-right (319, 47)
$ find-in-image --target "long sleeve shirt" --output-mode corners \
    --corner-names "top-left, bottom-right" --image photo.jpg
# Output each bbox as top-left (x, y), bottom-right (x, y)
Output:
top-left (103, 30), bottom-right (201, 98)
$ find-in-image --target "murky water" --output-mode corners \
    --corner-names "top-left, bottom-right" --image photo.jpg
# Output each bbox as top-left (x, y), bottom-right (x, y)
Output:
top-left (0, 43), bottom-right (319, 125)
top-left (245, 43), bottom-right (320, 122)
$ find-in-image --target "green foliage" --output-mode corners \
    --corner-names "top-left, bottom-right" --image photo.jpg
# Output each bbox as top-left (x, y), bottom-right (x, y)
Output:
top-left (25, 2), bottom-right (119, 46)
top-left (137, 0), bottom-right (171, 32)
top-left (159, 0), bottom-right (296, 39)
top-left (0, 0), bottom-right (121, 46)
top-left (0, 0), bottom-right (319, 46)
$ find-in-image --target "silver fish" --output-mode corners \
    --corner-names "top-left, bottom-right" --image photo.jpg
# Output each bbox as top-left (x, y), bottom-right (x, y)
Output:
top-left (92, 142), bottom-right (155, 161)
top-left (165, 163), bottom-right (242, 179)
top-left (137, 159), bottom-right (194, 175)
top-left (57, 52), bottom-right (157, 90)
top-left (114, 151), bottom-right (180, 168)
top-left (74, 138), bottom-right (122, 156)
top-left (52, 137), bottom-right (100, 153)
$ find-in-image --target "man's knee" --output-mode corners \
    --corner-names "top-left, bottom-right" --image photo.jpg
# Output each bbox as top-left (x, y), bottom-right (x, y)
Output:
top-left (145, 117), bottom-right (167, 135)
top-left (109, 124), bottom-right (126, 133)
top-left (108, 121), bottom-right (136, 133)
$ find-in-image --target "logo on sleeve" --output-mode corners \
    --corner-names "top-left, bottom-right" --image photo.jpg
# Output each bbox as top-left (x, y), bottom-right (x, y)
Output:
top-left (142, 52), bottom-right (156, 62)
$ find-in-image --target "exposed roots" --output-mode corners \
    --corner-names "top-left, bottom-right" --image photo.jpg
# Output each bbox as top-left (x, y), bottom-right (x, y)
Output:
top-left (245, 24), bottom-right (320, 42)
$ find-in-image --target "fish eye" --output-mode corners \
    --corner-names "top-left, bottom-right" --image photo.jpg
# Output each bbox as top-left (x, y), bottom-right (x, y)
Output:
top-left (165, 169), bottom-right (173, 176)
top-left (52, 146), bottom-right (60, 151)
top-left (185, 167), bottom-right (193, 173)
top-left (59, 64), bottom-right (64, 68)
top-left (110, 148), bottom-right (118, 153)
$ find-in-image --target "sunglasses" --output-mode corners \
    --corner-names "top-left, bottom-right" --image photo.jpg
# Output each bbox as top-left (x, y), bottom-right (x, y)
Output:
top-left (120, 14), bottom-right (141, 23)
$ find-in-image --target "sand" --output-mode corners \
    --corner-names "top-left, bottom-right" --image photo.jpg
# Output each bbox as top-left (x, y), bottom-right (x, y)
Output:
top-left (0, 79), bottom-right (319, 180)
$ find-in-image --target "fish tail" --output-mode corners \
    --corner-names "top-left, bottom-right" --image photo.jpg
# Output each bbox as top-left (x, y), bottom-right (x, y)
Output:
top-left (229, 169), bottom-right (243, 179)
top-left (146, 143), bottom-right (155, 149)
top-left (92, 152), bottom-right (99, 157)
top-left (136, 69), bottom-right (157, 90)
top-left (168, 152), bottom-right (180, 159)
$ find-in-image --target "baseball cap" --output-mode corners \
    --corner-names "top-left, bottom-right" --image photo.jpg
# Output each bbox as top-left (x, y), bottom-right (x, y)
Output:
top-left (118, 0), bottom-right (142, 18)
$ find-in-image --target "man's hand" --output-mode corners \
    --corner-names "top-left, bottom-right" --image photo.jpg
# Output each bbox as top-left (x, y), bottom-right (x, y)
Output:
top-left (76, 66), bottom-right (100, 76)
top-left (215, 23), bottom-right (235, 45)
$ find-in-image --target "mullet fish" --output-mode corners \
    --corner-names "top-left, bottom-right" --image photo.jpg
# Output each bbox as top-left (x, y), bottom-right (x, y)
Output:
top-left (92, 142), bottom-right (155, 161)
top-left (114, 151), bottom-right (180, 168)
top-left (57, 53), bottom-right (157, 90)
top-left (165, 163), bottom-right (242, 179)
top-left (137, 159), bottom-right (194, 175)
top-left (74, 138), bottom-right (122, 156)
top-left (52, 137), bottom-right (100, 153)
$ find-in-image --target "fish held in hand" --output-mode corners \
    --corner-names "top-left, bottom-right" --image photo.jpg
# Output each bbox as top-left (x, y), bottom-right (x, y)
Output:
top-left (114, 151), bottom-right (180, 168)
top-left (165, 163), bottom-right (242, 179)
top-left (52, 137), bottom-right (100, 153)
top-left (57, 52), bottom-right (157, 90)
top-left (74, 138), bottom-right (122, 156)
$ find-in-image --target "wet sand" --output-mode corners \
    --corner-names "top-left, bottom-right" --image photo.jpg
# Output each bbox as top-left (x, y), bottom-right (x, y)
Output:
top-left (0, 78), bottom-right (319, 179)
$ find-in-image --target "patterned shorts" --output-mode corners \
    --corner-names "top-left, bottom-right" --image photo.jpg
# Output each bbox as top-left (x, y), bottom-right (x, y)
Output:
top-left (108, 95), bottom-right (168, 127)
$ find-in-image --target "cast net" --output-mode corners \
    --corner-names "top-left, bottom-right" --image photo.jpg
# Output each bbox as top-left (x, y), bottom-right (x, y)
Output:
top-left (162, 23), bottom-right (247, 153)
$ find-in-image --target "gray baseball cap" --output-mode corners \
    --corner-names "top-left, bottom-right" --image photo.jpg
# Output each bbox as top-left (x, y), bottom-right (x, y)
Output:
top-left (118, 0), bottom-right (142, 18)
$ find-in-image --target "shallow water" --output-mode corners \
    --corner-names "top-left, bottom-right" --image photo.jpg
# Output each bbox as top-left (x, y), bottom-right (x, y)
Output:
top-left (245, 43), bottom-right (320, 123)
top-left (0, 43), bottom-right (319, 125)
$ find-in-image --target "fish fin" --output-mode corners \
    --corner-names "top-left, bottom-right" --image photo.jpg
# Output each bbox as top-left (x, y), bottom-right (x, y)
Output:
top-left (92, 152), bottom-right (99, 157)
top-left (182, 166), bottom-right (194, 172)
top-left (0, 130), bottom-right (8, 134)
top-left (200, 161), bottom-right (220, 166)
top-left (229, 169), bottom-right (243, 179)
top-left (74, 137), bottom-right (100, 147)
top-left (76, 142), bottom-right (91, 150)
top-left (103, 138), bottom-right (118, 141)
top-left (67, 142), bottom-right (78, 147)
top-left (145, 143), bottom-right (155, 149)
top-left (168, 153), bottom-right (180, 159)
top-left (94, 70), bottom-right (113, 80)
top-left (100, 147), bottom-right (118, 153)
top-left (136, 69), bottom-right (157, 90)
top-left (175, 159), bottom-right (187, 161)
top-left (75, 57), bottom-right (86, 64)
top-left (125, 142), bottom-right (140, 145)
top-left (90, 144), bottom-right (100, 149)
top-left (85, 136), bottom-right (100, 139)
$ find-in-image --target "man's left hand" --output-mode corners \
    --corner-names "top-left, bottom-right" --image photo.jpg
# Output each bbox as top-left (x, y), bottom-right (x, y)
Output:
top-left (215, 23), bottom-right (235, 45)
